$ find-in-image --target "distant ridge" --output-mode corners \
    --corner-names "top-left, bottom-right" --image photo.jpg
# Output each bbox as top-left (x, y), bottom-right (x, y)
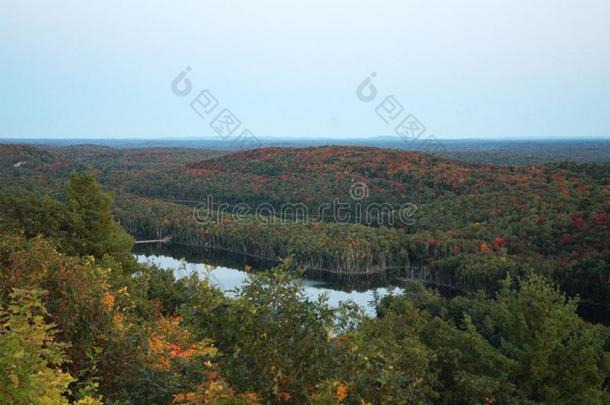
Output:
top-left (1, 137), bottom-right (609, 165)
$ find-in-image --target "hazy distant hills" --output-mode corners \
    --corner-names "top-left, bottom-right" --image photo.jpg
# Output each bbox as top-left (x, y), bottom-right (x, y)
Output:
top-left (1, 137), bottom-right (609, 165)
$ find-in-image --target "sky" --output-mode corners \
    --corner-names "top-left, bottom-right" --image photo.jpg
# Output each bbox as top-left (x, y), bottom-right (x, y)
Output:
top-left (1, 0), bottom-right (609, 140)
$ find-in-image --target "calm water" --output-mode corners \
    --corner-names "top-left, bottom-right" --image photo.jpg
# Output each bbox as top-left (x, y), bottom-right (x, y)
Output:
top-left (134, 244), bottom-right (609, 324)
top-left (134, 247), bottom-right (402, 317)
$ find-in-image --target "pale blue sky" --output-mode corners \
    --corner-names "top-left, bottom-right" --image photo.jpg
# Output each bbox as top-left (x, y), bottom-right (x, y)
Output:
top-left (1, 0), bottom-right (609, 139)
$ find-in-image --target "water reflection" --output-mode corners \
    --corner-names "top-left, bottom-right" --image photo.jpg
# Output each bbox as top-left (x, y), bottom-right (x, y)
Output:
top-left (134, 247), bottom-right (402, 317)
top-left (133, 244), bottom-right (609, 324)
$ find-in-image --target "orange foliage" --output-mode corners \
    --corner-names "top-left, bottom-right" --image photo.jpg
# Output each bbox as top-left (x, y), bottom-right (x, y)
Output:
top-left (147, 315), bottom-right (217, 371)
top-left (492, 236), bottom-right (506, 251)
top-left (336, 383), bottom-right (349, 401)
top-left (480, 242), bottom-right (492, 253)
top-left (101, 292), bottom-right (115, 312)
top-left (276, 391), bottom-right (292, 402)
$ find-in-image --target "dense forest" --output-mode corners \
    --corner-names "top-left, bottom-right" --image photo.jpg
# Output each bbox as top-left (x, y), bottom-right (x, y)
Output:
top-left (2, 144), bottom-right (607, 305)
top-left (4, 138), bottom-right (610, 165)
top-left (0, 171), bottom-right (609, 404)
top-left (4, 0), bottom-right (610, 401)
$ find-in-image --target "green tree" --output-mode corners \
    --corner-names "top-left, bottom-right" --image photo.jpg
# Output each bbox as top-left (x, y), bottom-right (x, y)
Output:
top-left (0, 288), bottom-right (101, 405)
top-left (66, 173), bottom-right (135, 271)
top-left (490, 275), bottom-right (610, 404)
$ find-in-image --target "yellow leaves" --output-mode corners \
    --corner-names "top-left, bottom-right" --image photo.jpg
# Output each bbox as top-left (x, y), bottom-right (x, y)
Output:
top-left (0, 288), bottom-right (79, 404)
top-left (173, 371), bottom-right (262, 405)
top-left (74, 396), bottom-right (104, 405)
top-left (242, 392), bottom-right (263, 403)
top-left (102, 286), bottom-right (132, 332)
top-left (193, 340), bottom-right (219, 358)
top-left (111, 312), bottom-right (127, 334)
top-left (147, 333), bottom-right (173, 371)
top-left (37, 367), bottom-right (75, 405)
top-left (173, 391), bottom-right (201, 404)
top-left (310, 380), bottom-right (350, 404)
top-left (157, 315), bottom-right (187, 338)
top-left (101, 292), bottom-right (115, 312)
top-left (8, 372), bottom-right (19, 387)
top-left (412, 377), bottom-right (424, 386)
top-left (147, 315), bottom-right (219, 372)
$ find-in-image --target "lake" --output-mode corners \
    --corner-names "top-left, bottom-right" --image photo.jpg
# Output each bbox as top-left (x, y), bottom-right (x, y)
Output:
top-left (134, 244), bottom-right (403, 316)
top-left (134, 243), bottom-right (610, 324)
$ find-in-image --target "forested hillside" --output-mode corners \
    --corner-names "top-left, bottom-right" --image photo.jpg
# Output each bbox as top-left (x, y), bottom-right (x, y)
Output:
top-left (1, 144), bottom-right (609, 308)
top-left (1, 172), bottom-right (609, 404)
top-left (115, 146), bottom-right (609, 306)
top-left (4, 0), bottom-right (609, 402)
